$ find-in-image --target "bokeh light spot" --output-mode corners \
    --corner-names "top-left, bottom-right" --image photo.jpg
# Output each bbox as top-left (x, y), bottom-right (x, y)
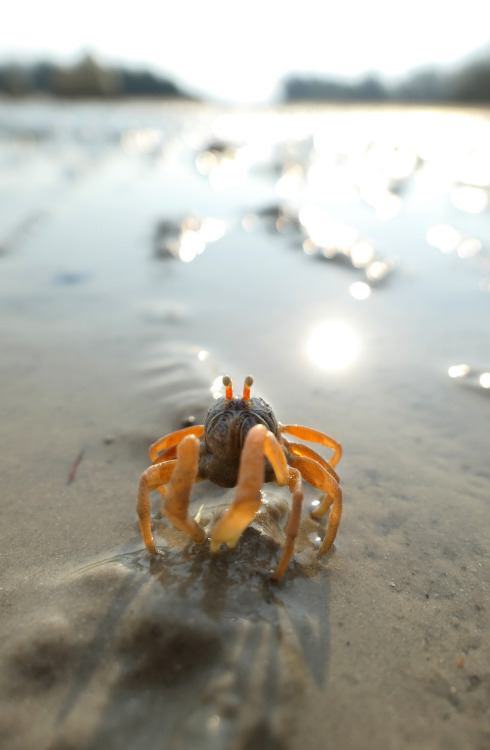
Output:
top-left (306, 321), bottom-right (360, 371)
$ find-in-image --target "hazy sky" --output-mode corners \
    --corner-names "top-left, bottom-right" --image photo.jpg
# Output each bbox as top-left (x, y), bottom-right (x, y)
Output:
top-left (2, 0), bottom-right (489, 102)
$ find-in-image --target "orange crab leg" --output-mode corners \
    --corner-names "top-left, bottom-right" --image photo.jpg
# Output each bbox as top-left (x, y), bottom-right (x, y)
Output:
top-left (280, 424), bottom-right (342, 468)
top-left (137, 459), bottom-right (177, 554)
top-left (163, 435), bottom-right (207, 544)
top-left (286, 441), bottom-right (339, 482)
top-left (152, 445), bottom-right (177, 465)
top-left (271, 467), bottom-right (304, 580)
top-left (263, 431), bottom-right (289, 487)
top-left (210, 425), bottom-right (288, 551)
top-left (290, 454), bottom-right (342, 554)
top-left (149, 425), bottom-right (204, 463)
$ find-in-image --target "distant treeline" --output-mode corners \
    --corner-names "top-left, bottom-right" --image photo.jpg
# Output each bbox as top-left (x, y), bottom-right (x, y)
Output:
top-left (2, 51), bottom-right (490, 103)
top-left (282, 56), bottom-right (490, 104)
top-left (0, 55), bottom-right (193, 99)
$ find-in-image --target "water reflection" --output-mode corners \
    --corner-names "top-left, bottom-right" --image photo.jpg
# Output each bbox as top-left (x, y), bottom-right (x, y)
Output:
top-left (196, 140), bottom-right (260, 188)
top-left (298, 206), bottom-right (394, 287)
top-left (244, 199), bottom-right (394, 294)
top-left (299, 206), bottom-right (357, 253)
top-left (480, 373), bottom-right (490, 389)
top-left (306, 321), bottom-right (360, 371)
top-left (427, 224), bottom-right (483, 259)
top-left (448, 363), bottom-right (470, 379)
top-left (243, 204), bottom-right (301, 235)
top-left (121, 127), bottom-right (163, 156)
top-left (154, 216), bottom-right (226, 262)
top-left (458, 238), bottom-right (482, 259)
top-left (139, 106), bottom-right (490, 301)
top-left (5, 102), bottom-right (490, 315)
top-left (450, 184), bottom-right (489, 214)
top-left (426, 224), bottom-right (461, 253)
top-left (210, 375), bottom-right (226, 399)
top-left (448, 363), bottom-right (490, 394)
top-left (349, 281), bottom-right (371, 300)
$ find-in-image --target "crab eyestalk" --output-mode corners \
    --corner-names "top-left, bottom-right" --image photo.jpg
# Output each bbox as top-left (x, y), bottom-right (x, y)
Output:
top-left (222, 375), bottom-right (233, 401)
top-left (243, 375), bottom-right (253, 400)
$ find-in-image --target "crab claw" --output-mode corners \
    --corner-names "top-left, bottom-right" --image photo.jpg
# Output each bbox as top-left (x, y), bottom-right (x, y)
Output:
top-left (209, 424), bottom-right (268, 552)
top-left (210, 495), bottom-right (261, 551)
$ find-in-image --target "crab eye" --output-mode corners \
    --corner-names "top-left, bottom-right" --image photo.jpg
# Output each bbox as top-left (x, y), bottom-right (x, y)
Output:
top-left (242, 375), bottom-right (253, 400)
top-left (222, 375), bottom-right (233, 400)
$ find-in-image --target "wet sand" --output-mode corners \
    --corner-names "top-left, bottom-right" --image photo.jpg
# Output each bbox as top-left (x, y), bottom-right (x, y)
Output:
top-left (0, 100), bottom-right (489, 750)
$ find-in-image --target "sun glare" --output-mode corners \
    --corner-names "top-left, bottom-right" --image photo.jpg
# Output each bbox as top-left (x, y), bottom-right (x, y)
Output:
top-left (306, 321), bottom-right (360, 371)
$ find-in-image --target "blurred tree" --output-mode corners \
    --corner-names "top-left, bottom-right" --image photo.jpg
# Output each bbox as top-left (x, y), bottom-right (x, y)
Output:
top-left (30, 62), bottom-right (58, 93)
top-left (280, 49), bottom-right (490, 104)
top-left (394, 68), bottom-right (448, 102)
top-left (0, 63), bottom-right (30, 95)
top-left (448, 58), bottom-right (490, 102)
top-left (0, 55), bottom-right (192, 99)
top-left (52, 54), bottom-right (119, 97)
top-left (118, 68), bottom-right (184, 97)
top-left (282, 74), bottom-right (388, 101)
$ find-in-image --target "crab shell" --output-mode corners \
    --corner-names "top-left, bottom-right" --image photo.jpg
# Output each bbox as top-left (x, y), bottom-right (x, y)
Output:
top-left (198, 394), bottom-right (281, 488)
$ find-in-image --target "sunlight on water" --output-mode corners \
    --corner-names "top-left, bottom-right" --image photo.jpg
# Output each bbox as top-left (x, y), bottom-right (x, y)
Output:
top-left (154, 216), bottom-right (225, 262)
top-left (457, 238), bottom-right (482, 259)
top-left (199, 217), bottom-right (226, 243)
top-left (426, 225), bottom-right (461, 253)
top-left (371, 192), bottom-right (402, 220)
top-left (306, 321), bottom-right (360, 371)
top-left (450, 185), bottom-right (489, 214)
top-left (121, 127), bottom-right (163, 155)
top-left (299, 207), bottom-right (358, 253)
top-left (276, 163), bottom-right (306, 198)
top-left (448, 364), bottom-right (490, 393)
top-left (448, 364), bottom-right (470, 378)
top-left (178, 231), bottom-right (206, 263)
top-left (480, 373), bottom-right (490, 389)
top-left (210, 376), bottom-right (226, 399)
top-left (349, 281), bottom-right (371, 300)
top-left (196, 138), bottom-right (267, 188)
top-left (365, 260), bottom-right (392, 282)
top-left (350, 242), bottom-right (375, 268)
top-left (427, 224), bottom-right (483, 262)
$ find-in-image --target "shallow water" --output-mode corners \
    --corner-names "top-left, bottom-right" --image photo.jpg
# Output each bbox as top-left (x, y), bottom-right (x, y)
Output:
top-left (0, 99), bottom-right (489, 750)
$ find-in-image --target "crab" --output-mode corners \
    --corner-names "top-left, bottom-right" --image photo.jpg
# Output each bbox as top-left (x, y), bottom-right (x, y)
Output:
top-left (137, 375), bottom-right (342, 579)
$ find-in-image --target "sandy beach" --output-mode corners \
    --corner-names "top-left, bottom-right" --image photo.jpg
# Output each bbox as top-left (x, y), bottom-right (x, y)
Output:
top-left (0, 99), bottom-right (489, 750)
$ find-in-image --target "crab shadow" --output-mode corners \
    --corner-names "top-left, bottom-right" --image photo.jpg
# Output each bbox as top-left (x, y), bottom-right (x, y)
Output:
top-left (50, 498), bottom-right (334, 750)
